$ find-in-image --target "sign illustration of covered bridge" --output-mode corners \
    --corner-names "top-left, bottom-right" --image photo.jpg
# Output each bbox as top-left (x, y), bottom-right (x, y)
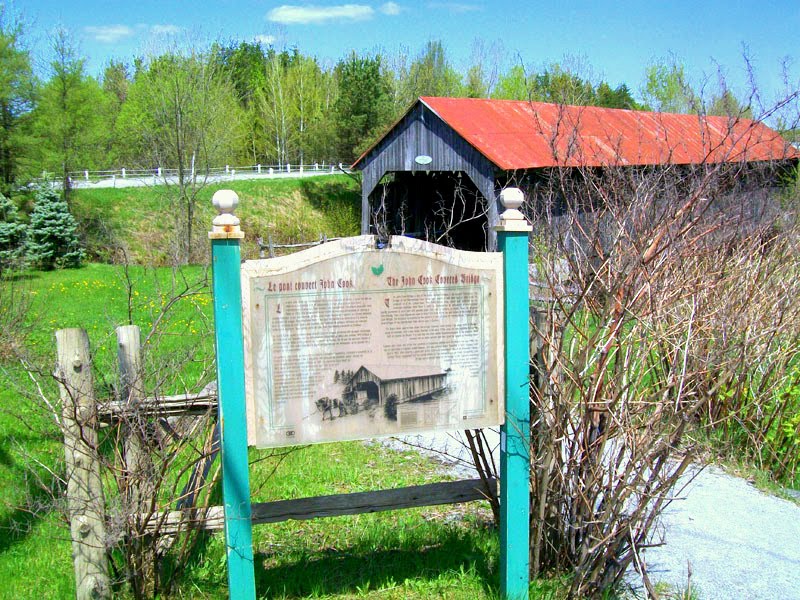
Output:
top-left (316, 365), bottom-right (452, 423)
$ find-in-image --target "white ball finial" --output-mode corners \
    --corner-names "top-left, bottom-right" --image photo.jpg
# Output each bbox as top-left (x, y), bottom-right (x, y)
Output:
top-left (210, 189), bottom-right (242, 236)
top-left (212, 189), bottom-right (239, 215)
top-left (499, 187), bottom-right (525, 210)
top-left (494, 186), bottom-right (531, 233)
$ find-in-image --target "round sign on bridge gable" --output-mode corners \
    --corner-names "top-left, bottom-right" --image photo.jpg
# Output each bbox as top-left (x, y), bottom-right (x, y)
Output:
top-left (414, 155), bottom-right (433, 165)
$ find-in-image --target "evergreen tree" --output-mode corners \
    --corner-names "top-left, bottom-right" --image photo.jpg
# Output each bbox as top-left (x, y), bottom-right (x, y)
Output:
top-left (0, 193), bottom-right (26, 272)
top-left (334, 51), bottom-right (393, 162)
top-left (25, 185), bottom-right (84, 270)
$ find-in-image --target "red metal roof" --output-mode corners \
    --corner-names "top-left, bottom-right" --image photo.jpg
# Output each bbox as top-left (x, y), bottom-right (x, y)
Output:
top-left (371, 97), bottom-right (797, 170)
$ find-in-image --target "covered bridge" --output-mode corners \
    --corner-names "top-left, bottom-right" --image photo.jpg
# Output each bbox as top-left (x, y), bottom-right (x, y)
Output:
top-left (344, 365), bottom-right (449, 409)
top-left (352, 97), bottom-right (798, 250)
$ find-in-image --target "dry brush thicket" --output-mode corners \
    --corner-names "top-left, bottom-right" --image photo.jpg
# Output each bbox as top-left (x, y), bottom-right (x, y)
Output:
top-left (516, 150), bottom-right (799, 596)
top-left (368, 106), bottom-right (800, 596)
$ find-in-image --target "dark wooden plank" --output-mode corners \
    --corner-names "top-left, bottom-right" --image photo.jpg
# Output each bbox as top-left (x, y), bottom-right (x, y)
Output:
top-left (145, 478), bottom-right (497, 535)
top-left (251, 476), bottom-right (497, 524)
top-left (97, 392), bottom-right (217, 421)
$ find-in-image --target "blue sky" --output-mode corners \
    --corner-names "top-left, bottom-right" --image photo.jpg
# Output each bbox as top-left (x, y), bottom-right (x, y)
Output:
top-left (18, 0), bottom-right (800, 105)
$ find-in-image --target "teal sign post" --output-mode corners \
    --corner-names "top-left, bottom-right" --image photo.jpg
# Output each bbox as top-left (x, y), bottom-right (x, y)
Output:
top-left (209, 190), bottom-right (257, 600)
top-left (209, 187), bottom-right (531, 600)
top-left (496, 188), bottom-right (532, 599)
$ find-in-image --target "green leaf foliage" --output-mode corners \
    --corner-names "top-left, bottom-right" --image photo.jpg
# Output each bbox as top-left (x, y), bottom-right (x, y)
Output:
top-left (334, 51), bottom-right (393, 162)
top-left (0, 8), bottom-right (35, 188)
top-left (28, 29), bottom-right (111, 193)
top-left (25, 185), bottom-right (84, 270)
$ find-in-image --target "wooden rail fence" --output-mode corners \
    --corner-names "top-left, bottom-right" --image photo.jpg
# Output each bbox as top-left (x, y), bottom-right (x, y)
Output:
top-left (57, 324), bottom-right (499, 599)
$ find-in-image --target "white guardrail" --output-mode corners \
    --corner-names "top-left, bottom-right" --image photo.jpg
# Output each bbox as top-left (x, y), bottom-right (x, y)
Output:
top-left (35, 162), bottom-right (352, 189)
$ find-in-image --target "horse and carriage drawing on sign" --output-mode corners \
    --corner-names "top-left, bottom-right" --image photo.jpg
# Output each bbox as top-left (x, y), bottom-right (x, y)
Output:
top-left (314, 364), bottom-right (451, 423)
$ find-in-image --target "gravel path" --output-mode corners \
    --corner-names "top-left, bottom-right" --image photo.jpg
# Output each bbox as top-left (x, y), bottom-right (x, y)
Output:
top-left (638, 464), bottom-right (800, 599)
top-left (384, 431), bottom-right (800, 600)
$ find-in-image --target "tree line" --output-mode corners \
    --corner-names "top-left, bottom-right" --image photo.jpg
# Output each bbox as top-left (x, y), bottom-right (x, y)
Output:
top-left (0, 11), bottom-right (764, 196)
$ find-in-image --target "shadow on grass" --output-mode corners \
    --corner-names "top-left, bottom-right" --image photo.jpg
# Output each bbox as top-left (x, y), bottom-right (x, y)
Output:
top-left (0, 271), bottom-right (40, 282)
top-left (299, 178), bottom-right (361, 236)
top-left (0, 454), bottom-right (63, 554)
top-left (254, 527), bottom-right (497, 598)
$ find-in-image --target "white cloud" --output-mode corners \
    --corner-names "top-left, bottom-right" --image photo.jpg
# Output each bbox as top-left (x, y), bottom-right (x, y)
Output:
top-left (428, 2), bottom-right (481, 13)
top-left (254, 34), bottom-right (276, 45)
top-left (380, 2), bottom-right (402, 15)
top-left (150, 24), bottom-right (181, 35)
top-left (84, 24), bottom-right (135, 44)
top-left (267, 4), bottom-right (375, 25)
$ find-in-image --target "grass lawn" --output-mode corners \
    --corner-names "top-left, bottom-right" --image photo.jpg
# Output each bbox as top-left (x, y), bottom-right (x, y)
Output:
top-left (67, 175), bottom-right (362, 265)
top-left (0, 264), bottom-right (566, 599)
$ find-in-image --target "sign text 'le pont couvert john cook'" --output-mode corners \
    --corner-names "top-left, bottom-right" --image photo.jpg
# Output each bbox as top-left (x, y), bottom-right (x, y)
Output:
top-left (264, 272), bottom-right (481, 293)
top-left (241, 235), bottom-right (504, 448)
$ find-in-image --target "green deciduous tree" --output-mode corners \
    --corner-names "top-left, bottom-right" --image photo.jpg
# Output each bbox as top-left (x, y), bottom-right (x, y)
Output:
top-left (706, 88), bottom-right (753, 118)
top-left (253, 47), bottom-right (337, 166)
top-left (114, 47), bottom-right (244, 263)
top-left (494, 59), bottom-right (643, 111)
top-left (641, 58), bottom-right (699, 113)
top-left (530, 63), bottom-right (596, 105)
top-left (214, 41), bottom-right (269, 163)
top-left (25, 184), bottom-right (84, 270)
top-left (0, 8), bottom-right (35, 189)
top-left (464, 39), bottom-right (502, 99)
top-left (30, 29), bottom-right (110, 200)
top-left (493, 64), bottom-right (532, 100)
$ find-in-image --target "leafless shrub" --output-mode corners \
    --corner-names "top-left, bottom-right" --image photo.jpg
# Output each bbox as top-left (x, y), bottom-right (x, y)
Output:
top-left (3, 266), bottom-right (225, 598)
top-left (519, 150), bottom-right (798, 597)
top-left (0, 273), bottom-right (32, 362)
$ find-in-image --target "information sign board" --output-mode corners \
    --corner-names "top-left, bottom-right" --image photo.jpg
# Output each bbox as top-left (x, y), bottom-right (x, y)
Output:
top-left (242, 235), bottom-right (504, 447)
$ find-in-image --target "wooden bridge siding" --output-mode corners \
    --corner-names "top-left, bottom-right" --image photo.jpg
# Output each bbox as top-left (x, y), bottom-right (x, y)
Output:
top-left (351, 367), bottom-right (380, 388)
top-left (380, 373), bottom-right (447, 405)
top-left (358, 103), bottom-right (500, 247)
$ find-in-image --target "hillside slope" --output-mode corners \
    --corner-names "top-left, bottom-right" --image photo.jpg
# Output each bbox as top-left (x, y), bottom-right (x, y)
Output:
top-left (68, 175), bottom-right (361, 265)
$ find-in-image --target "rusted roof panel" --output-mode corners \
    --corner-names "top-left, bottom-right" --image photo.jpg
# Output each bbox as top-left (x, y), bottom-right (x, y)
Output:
top-left (412, 96), bottom-right (799, 171)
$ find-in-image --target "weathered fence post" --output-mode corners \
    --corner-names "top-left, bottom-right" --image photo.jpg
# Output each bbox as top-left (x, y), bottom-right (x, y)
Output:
top-left (209, 190), bottom-right (256, 599)
top-left (117, 325), bottom-right (155, 596)
top-left (56, 328), bottom-right (110, 600)
top-left (495, 188), bottom-right (531, 599)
